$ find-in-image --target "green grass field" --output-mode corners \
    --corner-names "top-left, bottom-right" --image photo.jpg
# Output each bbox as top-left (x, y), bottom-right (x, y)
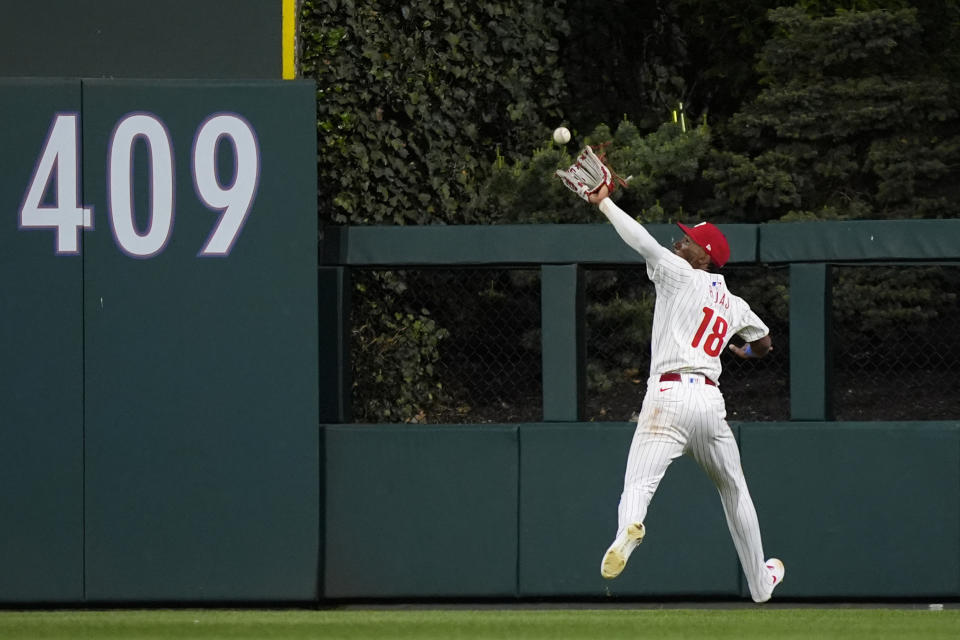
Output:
top-left (0, 608), bottom-right (958, 640)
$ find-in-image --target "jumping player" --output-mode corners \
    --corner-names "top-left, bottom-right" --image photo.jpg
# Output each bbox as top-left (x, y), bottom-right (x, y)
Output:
top-left (587, 185), bottom-right (785, 603)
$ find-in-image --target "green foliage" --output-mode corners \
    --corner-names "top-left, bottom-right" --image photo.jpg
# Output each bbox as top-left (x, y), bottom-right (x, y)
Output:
top-left (299, 0), bottom-right (569, 225)
top-left (705, 148), bottom-right (808, 222)
top-left (351, 271), bottom-right (450, 422)
top-left (300, 2), bottom-right (960, 227)
top-left (714, 5), bottom-right (960, 221)
top-left (671, 0), bottom-right (787, 121)
top-left (758, 6), bottom-right (920, 80)
top-left (478, 143), bottom-right (581, 223)
top-left (832, 266), bottom-right (959, 375)
top-left (591, 118), bottom-right (715, 220)
top-left (560, 2), bottom-right (690, 130)
top-left (301, 2), bottom-right (568, 420)
top-left (479, 115), bottom-right (716, 223)
top-left (585, 271), bottom-right (656, 395)
top-left (865, 135), bottom-right (960, 217)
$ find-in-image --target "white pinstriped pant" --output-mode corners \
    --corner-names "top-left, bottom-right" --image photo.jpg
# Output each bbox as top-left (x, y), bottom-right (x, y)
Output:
top-left (617, 374), bottom-right (772, 602)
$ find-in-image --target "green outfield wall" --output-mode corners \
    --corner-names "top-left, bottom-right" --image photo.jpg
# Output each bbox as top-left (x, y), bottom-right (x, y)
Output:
top-left (0, 80), bottom-right (85, 603)
top-left (1, 79), bottom-right (319, 604)
top-left (319, 421), bottom-right (960, 601)
top-left (4, 78), bottom-right (960, 603)
top-left (316, 221), bottom-right (960, 602)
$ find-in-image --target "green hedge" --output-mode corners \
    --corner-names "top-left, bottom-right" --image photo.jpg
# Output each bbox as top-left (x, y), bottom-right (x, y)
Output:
top-left (300, 0), bottom-right (568, 226)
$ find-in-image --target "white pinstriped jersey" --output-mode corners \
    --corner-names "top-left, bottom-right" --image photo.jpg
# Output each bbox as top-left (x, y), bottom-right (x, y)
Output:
top-left (645, 248), bottom-right (768, 383)
top-left (596, 198), bottom-right (779, 602)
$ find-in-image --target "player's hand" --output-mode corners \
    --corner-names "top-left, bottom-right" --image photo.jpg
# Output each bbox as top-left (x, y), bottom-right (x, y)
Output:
top-left (729, 337), bottom-right (772, 359)
top-left (588, 185), bottom-right (610, 205)
top-left (728, 343), bottom-right (752, 359)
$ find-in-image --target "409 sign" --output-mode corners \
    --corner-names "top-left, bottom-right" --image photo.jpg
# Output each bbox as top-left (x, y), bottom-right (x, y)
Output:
top-left (19, 112), bottom-right (260, 257)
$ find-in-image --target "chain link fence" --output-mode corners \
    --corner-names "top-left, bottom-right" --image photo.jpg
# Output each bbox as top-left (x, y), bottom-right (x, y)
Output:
top-left (831, 264), bottom-right (960, 420)
top-left (350, 268), bottom-right (542, 423)
top-left (348, 263), bottom-right (958, 423)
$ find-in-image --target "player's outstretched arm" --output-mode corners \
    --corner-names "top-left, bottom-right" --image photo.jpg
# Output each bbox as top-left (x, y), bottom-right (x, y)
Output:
top-left (729, 335), bottom-right (773, 359)
top-left (588, 186), bottom-right (665, 263)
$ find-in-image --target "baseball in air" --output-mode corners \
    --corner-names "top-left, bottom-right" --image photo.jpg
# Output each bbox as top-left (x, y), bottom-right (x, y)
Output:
top-left (553, 126), bottom-right (571, 145)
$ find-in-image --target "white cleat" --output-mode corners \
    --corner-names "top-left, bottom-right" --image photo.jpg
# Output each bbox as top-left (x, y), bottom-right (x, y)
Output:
top-left (600, 523), bottom-right (645, 579)
top-left (768, 558), bottom-right (785, 589)
top-left (755, 558), bottom-right (785, 603)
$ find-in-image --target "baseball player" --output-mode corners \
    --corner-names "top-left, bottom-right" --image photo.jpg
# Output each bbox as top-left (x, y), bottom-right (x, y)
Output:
top-left (587, 184), bottom-right (785, 603)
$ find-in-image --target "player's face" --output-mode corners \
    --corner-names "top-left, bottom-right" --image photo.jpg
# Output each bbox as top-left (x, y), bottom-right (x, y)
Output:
top-left (673, 234), bottom-right (710, 269)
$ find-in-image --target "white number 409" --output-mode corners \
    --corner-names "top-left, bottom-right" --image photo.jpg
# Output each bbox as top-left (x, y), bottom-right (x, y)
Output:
top-left (19, 112), bottom-right (260, 257)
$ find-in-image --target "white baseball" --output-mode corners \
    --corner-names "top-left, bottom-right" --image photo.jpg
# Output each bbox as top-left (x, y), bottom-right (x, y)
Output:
top-left (553, 126), bottom-right (571, 145)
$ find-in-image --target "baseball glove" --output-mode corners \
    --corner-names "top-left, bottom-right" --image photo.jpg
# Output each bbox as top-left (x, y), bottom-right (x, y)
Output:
top-left (556, 145), bottom-right (617, 201)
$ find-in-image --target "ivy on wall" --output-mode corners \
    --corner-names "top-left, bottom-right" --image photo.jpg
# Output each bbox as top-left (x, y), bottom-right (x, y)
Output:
top-left (300, 0), bottom-right (569, 226)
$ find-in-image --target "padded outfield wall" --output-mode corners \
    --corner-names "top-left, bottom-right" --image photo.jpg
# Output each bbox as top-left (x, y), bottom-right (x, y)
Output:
top-left (2, 77), bottom-right (959, 602)
top-left (318, 221), bottom-right (960, 602)
top-left (0, 78), bottom-right (319, 603)
top-left (5, 135), bottom-right (960, 602)
top-left (322, 421), bottom-right (960, 600)
top-left (0, 0), bottom-right (312, 603)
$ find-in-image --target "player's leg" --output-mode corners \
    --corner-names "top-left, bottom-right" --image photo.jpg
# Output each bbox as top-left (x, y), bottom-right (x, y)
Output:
top-left (688, 400), bottom-right (781, 602)
top-left (603, 391), bottom-right (685, 579)
top-left (617, 428), bottom-right (684, 533)
top-left (602, 430), bottom-right (683, 579)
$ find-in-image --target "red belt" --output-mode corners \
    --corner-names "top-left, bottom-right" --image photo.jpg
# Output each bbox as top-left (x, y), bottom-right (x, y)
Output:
top-left (660, 372), bottom-right (716, 387)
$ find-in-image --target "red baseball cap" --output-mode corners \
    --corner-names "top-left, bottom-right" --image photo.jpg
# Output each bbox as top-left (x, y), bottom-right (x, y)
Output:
top-left (677, 222), bottom-right (730, 268)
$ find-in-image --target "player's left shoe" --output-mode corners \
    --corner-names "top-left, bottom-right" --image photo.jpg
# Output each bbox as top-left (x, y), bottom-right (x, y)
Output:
top-left (755, 558), bottom-right (785, 603)
top-left (767, 558), bottom-right (785, 589)
top-left (600, 523), bottom-right (645, 579)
